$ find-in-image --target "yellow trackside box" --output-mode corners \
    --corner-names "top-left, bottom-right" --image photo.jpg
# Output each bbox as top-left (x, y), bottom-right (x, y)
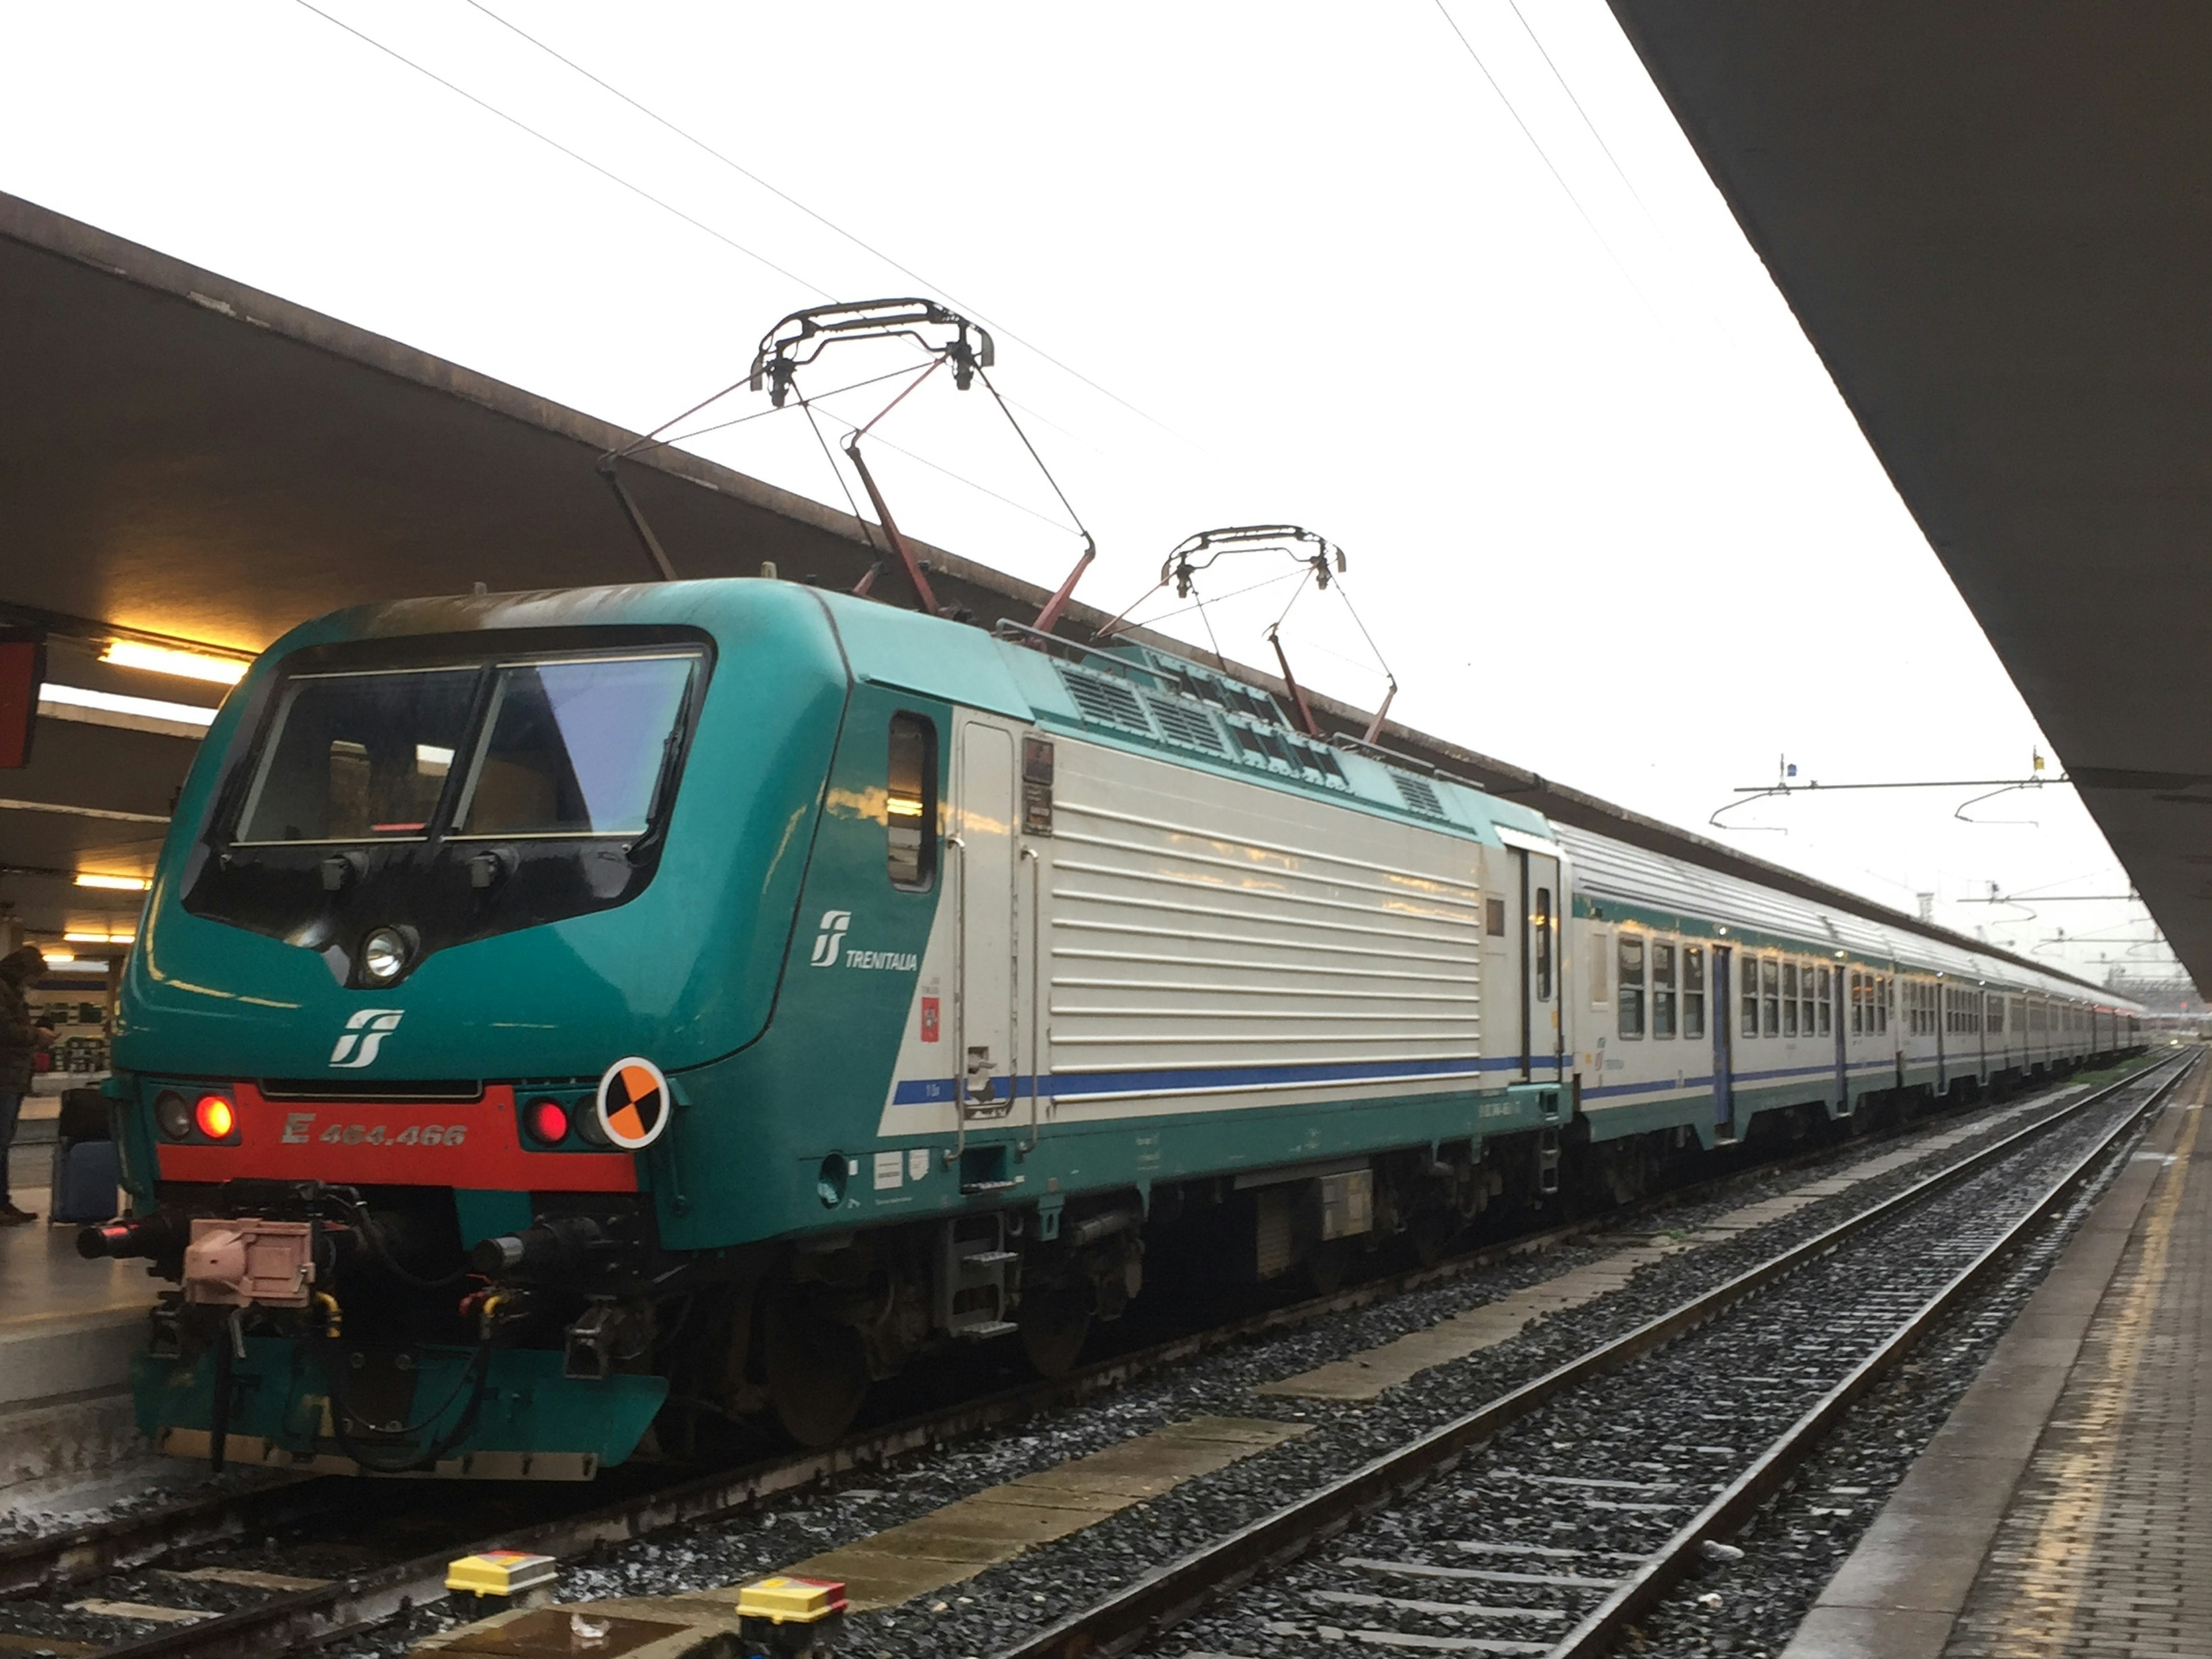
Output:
top-left (445, 1550), bottom-right (559, 1599)
top-left (734, 1575), bottom-right (847, 1623)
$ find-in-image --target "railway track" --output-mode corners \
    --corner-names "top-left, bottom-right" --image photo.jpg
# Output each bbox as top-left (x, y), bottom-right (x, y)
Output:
top-left (998, 1051), bottom-right (2197, 1659)
top-left (0, 1058), bottom-right (2165, 1658)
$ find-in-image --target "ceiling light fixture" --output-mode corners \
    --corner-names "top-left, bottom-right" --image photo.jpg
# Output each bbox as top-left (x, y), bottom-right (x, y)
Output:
top-left (100, 639), bottom-right (250, 685)
top-left (74, 873), bottom-right (151, 891)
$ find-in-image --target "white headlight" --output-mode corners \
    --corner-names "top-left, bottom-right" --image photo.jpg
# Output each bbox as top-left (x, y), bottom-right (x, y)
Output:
top-left (362, 927), bottom-right (411, 983)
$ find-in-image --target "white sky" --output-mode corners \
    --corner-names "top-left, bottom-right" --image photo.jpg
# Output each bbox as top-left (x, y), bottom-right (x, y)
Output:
top-left (2, 0), bottom-right (2186, 992)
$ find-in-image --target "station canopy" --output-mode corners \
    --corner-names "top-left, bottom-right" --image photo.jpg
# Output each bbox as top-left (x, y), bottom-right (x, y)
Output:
top-left (1607, 1), bottom-right (2212, 992)
top-left (0, 189), bottom-right (2122, 996)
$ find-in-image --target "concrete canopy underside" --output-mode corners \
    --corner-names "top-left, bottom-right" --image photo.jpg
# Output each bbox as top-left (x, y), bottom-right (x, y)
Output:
top-left (1606, 2), bottom-right (2212, 991)
top-left (0, 191), bottom-right (2111, 998)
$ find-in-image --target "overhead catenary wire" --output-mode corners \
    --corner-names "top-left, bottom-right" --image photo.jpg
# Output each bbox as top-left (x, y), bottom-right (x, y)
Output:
top-left (1427, 0), bottom-right (1669, 331)
top-left (291, 0), bottom-right (831, 300)
top-left (457, 0), bottom-right (1194, 448)
top-left (1500, 1), bottom-right (1669, 249)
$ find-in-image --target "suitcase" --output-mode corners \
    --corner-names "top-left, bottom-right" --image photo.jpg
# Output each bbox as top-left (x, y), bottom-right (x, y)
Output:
top-left (57, 1087), bottom-right (111, 1142)
top-left (48, 1137), bottom-right (120, 1226)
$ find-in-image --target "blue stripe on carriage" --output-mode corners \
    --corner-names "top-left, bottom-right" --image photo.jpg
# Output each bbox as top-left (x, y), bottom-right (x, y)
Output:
top-left (890, 1051), bottom-right (1535, 1106)
top-left (1585, 1054), bottom-right (1982, 1103)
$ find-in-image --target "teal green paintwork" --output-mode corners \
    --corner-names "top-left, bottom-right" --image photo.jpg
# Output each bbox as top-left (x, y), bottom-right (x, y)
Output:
top-left (116, 582), bottom-right (849, 1085)
top-left (132, 1342), bottom-right (666, 1469)
top-left (836, 598), bottom-right (1035, 719)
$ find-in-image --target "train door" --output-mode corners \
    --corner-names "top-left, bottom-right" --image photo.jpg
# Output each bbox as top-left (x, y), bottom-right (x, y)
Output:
top-left (955, 721), bottom-right (1018, 1129)
top-left (1934, 980), bottom-right (1947, 1094)
top-left (1518, 849), bottom-right (1562, 1081)
top-left (1832, 965), bottom-right (1848, 1111)
top-left (1713, 947), bottom-right (1735, 1137)
top-left (1495, 850), bottom-right (1527, 1082)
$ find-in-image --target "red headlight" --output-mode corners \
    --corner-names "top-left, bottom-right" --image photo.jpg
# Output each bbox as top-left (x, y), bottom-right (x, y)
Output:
top-left (524, 1099), bottom-right (570, 1147)
top-left (194, 1094), bottom-right (236, 1139)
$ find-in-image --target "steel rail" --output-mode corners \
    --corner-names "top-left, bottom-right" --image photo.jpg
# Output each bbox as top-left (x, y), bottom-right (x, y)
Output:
top-left (992, 1051), bottom-right (2194, 1659)
top-left (21, 1062), bottom-right (2050, 1613)
top-left (44, 1059), bottom-right (2158, 1656)
top-left (1545, 1048), bottom-right (2201, 1657)
top-left (0, 1154), bottom-right (1717, 1608)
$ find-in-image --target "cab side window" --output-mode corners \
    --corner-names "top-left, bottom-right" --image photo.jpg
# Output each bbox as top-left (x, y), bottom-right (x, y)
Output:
top-left (887, 713), bottom-right (938, 890)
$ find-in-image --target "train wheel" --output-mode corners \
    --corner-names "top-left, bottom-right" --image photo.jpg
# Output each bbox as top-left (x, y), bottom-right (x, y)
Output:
top-left (1302, 1240), bottom-right (1351, 1296)
top-left (1017, 1288), bottom-right (1090, 1378)
top-left (1411, 1213), bottom-right (1457, 1268)
top-left (764, 1296), bottom-right (869, 1448)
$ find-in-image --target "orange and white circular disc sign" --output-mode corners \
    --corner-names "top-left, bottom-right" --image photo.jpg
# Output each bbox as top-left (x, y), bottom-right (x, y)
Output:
top-left (595, 1056), bottom-right (671, 1151)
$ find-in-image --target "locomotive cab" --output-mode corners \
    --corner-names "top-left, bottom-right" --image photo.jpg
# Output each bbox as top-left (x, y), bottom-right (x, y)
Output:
top-left (102, 582), bottom-right (851, 1475)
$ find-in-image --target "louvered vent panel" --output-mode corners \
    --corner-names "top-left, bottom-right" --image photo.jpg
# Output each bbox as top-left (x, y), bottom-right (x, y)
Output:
top-left (1143, 694), bottom-right (1226, 754)
top-left (1392, 772), bottom-right (1446, 817)
top-left (1061, 668), bottom-right (1153, 733)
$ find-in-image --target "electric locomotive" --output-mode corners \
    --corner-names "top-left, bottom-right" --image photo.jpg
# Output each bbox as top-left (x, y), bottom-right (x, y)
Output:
top-left (91, 577), bottom-right (2140, 1475)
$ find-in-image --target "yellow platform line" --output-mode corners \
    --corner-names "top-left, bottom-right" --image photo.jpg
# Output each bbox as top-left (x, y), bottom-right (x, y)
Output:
top-left (1956, 1067), bottom-right (2203, 1656)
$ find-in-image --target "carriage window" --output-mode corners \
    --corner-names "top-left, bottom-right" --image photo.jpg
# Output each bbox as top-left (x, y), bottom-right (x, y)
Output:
top-left (1762, 957), bottom-right (1781, 1036)
top-left (1801, 967), bottom-right (1816, 1037)
top-left (1849, 970), bottom-right (1861, 1035)
top-left (1878, 977), bottom-right (1890, 1035)
top-left (1783, 962), bottom-right (1800, 1037)
top-left (1816, 966), bottom-right (1832, 1035)
top-left (1617, 931), bottom-right (1646, 1039)
top-left (1535, 887), bottom-right (1554, 1001)
top-left (886, 712), bottom-right (937, 889)
top-left (1590, 928), bottom-right (1611, 1005)
top-left (1683, 945), bottom-right (1705, 1039)
top-left (1743, 956), bottom-right (1760, 1038)
top-left (1652, 941), bottom-right (1677, 1039)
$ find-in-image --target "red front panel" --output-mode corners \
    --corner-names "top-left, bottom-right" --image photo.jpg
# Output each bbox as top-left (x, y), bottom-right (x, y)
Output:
top-left (154, 1084), bottom-right (639, 1192)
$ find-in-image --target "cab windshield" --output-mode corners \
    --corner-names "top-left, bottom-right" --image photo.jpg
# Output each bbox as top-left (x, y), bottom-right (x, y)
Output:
top-left (234, 652), bottom-right (699, 844)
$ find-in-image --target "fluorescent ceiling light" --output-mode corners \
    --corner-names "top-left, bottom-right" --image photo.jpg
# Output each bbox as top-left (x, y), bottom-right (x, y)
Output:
top-left (74, 873), bottom-right (151, 891)
top-left (63, 931), bottom-right (134, 944)
top-left (37, 950), bottom-right (74, 963)
top-left (101, 640), bottom-right (250, 685)
top-left (40, 683), bottom-right (217, 727)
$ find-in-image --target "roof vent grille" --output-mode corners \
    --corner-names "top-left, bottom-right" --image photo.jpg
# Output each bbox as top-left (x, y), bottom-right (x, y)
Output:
top-left (1060, 667), bottom-right (1152, 733)
top-left (1392, 772), bottom-right (1446, 817)
top-left (1142, 695), bottom-right (1226, 754)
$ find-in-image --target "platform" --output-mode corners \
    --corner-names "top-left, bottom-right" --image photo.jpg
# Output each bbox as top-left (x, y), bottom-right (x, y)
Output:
top-left (1783, 1060), bottom-right (2211, 1658)
top-left (0, 1075), bottom-right (163, 1506)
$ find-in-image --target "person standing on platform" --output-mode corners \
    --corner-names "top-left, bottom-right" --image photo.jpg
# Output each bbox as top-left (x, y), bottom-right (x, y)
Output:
top-left (0, 944), bottom-right (46, 1225)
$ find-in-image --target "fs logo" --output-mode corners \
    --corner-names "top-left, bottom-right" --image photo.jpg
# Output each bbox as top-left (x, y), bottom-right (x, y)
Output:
top-left (810, 910), bottom-right (852, 968)
top-left (329, 1009), bottom-right (404, 1069)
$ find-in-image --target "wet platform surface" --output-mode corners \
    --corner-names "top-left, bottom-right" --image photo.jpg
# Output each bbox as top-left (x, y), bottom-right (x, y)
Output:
top-left (1784, 1058), bottom-right (2211, 1659)
top-left (1, 1075), bottom-right (161, 1501)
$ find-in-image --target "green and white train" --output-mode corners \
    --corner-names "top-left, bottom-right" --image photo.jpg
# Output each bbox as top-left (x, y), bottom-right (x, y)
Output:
top-left (91, 578), bottom-right (2141, 1473)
